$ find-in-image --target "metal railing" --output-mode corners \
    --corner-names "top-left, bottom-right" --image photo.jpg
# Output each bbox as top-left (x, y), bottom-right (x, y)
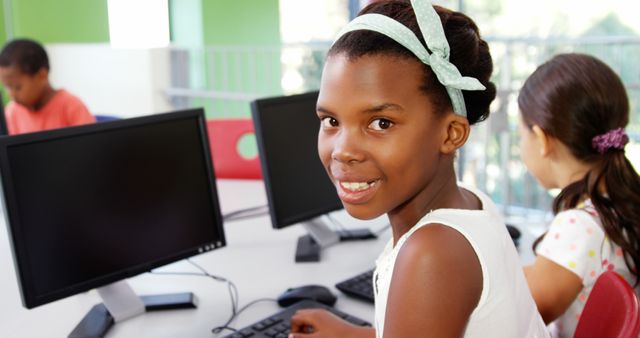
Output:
top-left (164, 36), bottom-right (640, 219)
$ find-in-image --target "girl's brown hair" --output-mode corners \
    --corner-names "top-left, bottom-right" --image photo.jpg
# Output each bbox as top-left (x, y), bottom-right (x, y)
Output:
top-left (519, 53), bottom-right (640, 284)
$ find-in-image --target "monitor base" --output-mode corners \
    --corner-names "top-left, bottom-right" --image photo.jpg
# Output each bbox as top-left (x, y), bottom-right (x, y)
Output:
top-left (68, 292), bottom-right (198, 338)
top-left (294, 228), bottom-right (377, 263)
top-left (68, 303), bottom-right (113, 338)
top-left (295, 235), bottom-right (321, 262)
top-left (141, 292), bottom-right (198, 310)
top-left (337, 228), bottom-right (377, 241)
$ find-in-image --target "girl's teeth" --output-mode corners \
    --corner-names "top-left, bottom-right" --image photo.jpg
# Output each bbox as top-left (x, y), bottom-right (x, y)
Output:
top-left (340, 181), bottom-right (375, 191)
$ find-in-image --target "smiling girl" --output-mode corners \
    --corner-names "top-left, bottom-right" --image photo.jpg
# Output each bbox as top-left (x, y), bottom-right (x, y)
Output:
top-left (288, 1), bottom-right (548, 337)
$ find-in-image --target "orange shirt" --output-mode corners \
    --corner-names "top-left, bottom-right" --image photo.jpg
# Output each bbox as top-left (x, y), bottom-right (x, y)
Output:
top-left (6, 89), bottom-right (96, 135)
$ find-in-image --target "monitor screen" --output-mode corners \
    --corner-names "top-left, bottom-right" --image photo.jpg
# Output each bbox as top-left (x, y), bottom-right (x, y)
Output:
top-left (0, 92), bottom-right (7, 135)
top-left (251, 91), bottom-right (342, 229)
top-left (0, 108), bottom-right (225, 309)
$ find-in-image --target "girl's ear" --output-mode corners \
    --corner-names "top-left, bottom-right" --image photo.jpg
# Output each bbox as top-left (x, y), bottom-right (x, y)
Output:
top-left (35, 67), bottom-right (48, 81)
top-left (532, 125), bottom-right (553, 157)
top-left (440, 115), bottom-right (470, 154)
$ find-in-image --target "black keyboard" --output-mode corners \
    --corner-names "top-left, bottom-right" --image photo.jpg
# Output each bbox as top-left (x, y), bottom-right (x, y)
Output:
top-left (222, 299), bottom-right (371, 338)
top-left (335, 269), bottom-right (375, 304)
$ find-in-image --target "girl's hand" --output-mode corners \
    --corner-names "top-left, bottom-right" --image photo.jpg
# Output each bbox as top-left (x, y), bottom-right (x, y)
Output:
top-left (288, 308), bottom-right (375, 338)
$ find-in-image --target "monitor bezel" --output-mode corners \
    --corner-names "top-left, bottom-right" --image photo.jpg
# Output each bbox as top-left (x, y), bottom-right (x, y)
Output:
top-left (0, 108), bottom-right (226, 308)
top-left (251, 91), bottom-right (342, 229)
top-left (0, 91), bottom-right (7, 135)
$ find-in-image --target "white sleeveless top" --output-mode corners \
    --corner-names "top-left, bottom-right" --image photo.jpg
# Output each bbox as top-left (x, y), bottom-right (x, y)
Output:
top-left (373, 186), bottom-right (549, 338)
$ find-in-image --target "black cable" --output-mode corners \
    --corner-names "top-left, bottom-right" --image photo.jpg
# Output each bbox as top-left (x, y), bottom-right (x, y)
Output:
top-left (149, 259), bottom-right (279, 337)
top-left (149, 259), bottom-right (239, 333)
top-left (222, 205), bottom-right (269, 221)
top-left (210, 298), bottom-right (278, 335)
top-left (187, 259), bottom-right (239, 316)
top-left (211, 326), bottom-right (238, 334)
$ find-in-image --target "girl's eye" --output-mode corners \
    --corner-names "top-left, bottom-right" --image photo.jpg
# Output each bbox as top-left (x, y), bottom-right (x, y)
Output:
top-left (321, 117), bottom-right (338, 128)
top-left (369, 118), bottom-right (393, 131)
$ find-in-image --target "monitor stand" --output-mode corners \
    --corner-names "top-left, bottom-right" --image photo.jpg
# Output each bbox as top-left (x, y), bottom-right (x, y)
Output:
top-left (295, 215), bottom-right (377, 263)
top-left (68, 280), bottom-right (197, 338)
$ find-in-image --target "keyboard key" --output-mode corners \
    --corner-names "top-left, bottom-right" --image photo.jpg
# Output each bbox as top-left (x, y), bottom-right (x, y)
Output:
top-left (252, 322), bottom-right (267, 331)
top-left (239, 328), bottom-right (255, 337)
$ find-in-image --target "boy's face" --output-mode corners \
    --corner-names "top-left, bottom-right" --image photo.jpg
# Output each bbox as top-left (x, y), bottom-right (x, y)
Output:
top-left (317, 53), bottom-right (450, 221)
top-left (0, 65), bottom-right (48, 110)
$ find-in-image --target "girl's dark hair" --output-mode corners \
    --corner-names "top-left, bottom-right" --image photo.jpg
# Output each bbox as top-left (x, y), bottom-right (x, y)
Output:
top-left (0, 38), bottom-right (50, 75)
top-left (519, 53), bottom-right (640, 284)
top-left (329, 0), bottom-right (496, 125)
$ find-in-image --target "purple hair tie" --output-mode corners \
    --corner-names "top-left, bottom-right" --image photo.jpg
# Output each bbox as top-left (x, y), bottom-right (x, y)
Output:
top-left (591, 127), bottom-right (629, 154)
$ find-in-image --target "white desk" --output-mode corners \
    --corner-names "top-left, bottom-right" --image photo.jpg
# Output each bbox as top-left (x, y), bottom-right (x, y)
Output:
top-left (0, 179), bottom-right (390, 338)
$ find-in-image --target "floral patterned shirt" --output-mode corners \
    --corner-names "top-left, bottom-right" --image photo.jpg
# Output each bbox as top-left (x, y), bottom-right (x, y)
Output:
top-left (536, 199), bottom-right (636, 338)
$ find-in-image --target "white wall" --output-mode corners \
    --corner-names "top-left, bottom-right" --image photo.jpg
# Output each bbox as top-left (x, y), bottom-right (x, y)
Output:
top-left (46, 43), bottom-right (172, 118)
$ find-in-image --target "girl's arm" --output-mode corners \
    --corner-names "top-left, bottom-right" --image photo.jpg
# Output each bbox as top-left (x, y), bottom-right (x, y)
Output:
top-left (524, 209), bottom-right (601, 324)
top-left (524, 256), bottom-right (583, 323)
top-left (383, 224), bottom-right (482, 338)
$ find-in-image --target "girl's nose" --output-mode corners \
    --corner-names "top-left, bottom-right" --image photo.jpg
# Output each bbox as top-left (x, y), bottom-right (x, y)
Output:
top-left (331, 130), bottom-right (365, 164)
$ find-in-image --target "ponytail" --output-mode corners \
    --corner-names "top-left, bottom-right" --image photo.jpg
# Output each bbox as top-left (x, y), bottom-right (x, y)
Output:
top-left (533, 151), bottom-right (640, 286)
top-left (592, 152), bottom-right (640, 285)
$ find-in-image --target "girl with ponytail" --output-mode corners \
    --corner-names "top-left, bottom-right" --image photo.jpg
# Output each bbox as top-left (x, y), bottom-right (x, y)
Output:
top-left (519, 53), bottom-right (640, 338)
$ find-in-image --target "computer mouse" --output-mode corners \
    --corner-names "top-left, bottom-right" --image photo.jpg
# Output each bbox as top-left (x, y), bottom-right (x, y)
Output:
top-left (506, 224), bottom-right (521, 247)
top-left (277, 285), bottom-right (337, 307)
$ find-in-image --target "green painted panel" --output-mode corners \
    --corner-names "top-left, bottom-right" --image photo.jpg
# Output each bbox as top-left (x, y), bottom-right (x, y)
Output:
top-left (196, 1), bottom-right (283, 119)
top-left (10, 0), bottom-right (109, 43)
top-left (202, 0), bottom-right (280, 45)
top-left (0, 3), bottom-right (6, 46)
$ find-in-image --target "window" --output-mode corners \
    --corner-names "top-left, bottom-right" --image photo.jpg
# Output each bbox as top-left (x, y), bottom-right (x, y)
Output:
top-left (107, 0), bottom-right (170, 48)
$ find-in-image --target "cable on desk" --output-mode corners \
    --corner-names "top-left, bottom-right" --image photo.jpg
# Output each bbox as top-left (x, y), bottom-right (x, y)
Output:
top-left (222, 205), bottom-right (269, 222)
top-left (210, 297), bottom-right (278, 335)
top-left (149, 259), bottom-right (278, 336)
top-left (187, 259), bottom-right (279, 335)
top-left (149, 259), bottom-right (239, 329)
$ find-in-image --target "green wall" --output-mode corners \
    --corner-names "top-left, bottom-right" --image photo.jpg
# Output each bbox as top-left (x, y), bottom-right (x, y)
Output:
top-left (170, 0), bottom-right (281, 46)
top-left (201, 0), bottom-right (280, 45)
top-left (8, 0), bottom-right (109, 43)
top-left (0, 3), bottom-right (6, 46)
top-left (170, 0), bottom-right (283, 119)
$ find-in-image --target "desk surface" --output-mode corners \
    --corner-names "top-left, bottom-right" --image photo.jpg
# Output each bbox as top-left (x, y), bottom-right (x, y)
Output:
top-left (0, 179), bottom-right (390, 338)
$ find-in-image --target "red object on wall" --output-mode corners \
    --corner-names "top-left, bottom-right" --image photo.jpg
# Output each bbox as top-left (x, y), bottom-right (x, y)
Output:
top-left (206, 119), bottom-right (262, 179)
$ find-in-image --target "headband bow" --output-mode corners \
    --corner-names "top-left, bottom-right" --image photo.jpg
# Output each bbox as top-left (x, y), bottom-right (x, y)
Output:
top-left (333, 0), bottom-right (485, 117)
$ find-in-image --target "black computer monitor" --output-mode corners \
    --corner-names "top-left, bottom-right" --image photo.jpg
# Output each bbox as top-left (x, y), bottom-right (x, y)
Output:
top-left (0, 108), bottom-right (225, 336)
top-left (251, 91), bottom-right (374, 262)
top-left (0, 92), bottom-right (7, 135)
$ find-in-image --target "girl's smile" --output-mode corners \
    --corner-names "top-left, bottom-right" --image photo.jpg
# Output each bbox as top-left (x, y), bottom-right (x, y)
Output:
top-left (334, 177), bottom-right (381, 204)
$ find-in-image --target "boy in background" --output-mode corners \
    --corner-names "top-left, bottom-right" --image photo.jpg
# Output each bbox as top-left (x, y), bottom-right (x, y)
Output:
top-left (0, 38), bottom-right (95, 135)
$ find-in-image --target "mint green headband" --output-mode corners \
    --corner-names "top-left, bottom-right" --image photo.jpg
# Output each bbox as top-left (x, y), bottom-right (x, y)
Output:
top-left (333, 0), bottom-right (485, 117)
